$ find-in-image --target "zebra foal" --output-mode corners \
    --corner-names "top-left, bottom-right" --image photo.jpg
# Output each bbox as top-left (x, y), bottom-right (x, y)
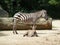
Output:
top-left (13, 9), bottom-right (48, 34)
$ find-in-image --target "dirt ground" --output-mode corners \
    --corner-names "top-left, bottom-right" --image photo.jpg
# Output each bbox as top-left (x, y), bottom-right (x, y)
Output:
top-left (0, 20), bottom-right (60, 45)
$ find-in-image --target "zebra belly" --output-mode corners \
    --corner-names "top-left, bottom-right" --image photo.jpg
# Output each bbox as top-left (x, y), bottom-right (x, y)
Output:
top-left (24, 18), bottom-right (33, 23)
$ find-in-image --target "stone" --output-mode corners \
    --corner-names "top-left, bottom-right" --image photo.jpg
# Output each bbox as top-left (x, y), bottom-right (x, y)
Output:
top-left (0, 6), bottom-right (9, 17)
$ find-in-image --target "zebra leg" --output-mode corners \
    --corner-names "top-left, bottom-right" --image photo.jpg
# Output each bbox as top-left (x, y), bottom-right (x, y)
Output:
top-left (13, 19), bottom-right (18, 34)
top-left (34, 31), bottom-right (38, 37)
top-left (32, 24), bottom-right (36, 30)
top-left (32, 18), bottom-right (36, 30)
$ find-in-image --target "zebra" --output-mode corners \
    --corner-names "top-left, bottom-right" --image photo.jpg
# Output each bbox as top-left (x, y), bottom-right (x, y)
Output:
top-left (13, 9), bottom-right (48, 34)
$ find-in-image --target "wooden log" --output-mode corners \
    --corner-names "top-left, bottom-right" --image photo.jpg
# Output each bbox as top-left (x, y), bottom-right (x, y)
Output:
top-left (0, 18), bottom-right (52, 30)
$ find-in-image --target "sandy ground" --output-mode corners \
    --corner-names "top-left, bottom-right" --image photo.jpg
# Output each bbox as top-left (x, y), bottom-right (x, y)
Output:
top-left (52, 20), bottom-right (60, 29)
top-left (0, 20), bottom-right (60, 45)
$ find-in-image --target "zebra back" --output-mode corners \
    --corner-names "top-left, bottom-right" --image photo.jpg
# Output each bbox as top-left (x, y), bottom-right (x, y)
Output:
top-left (13, 10), bottom-right (48, 23)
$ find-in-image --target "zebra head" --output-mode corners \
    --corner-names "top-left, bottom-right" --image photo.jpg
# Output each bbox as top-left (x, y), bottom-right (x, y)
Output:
top-left (37, 9), bottom-right (48, 20)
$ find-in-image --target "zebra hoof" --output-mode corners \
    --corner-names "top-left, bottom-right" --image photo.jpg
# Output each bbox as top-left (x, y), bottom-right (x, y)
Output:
top-left (23, 30), bottom-right (39, 37)
top-left (23, 34), bottom-right (28, 37)
top-left (16, 32), bottom-right (18, 34)
top-left (13, 32), bottom-right (18, 34)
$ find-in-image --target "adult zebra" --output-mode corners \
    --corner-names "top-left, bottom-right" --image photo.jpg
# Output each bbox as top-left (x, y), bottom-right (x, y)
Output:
top-left (13, 9), bottom-right (48, 34)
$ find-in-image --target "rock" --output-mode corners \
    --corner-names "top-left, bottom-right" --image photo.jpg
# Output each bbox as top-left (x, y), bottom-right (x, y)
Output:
top-left (0, 6), bottom-right (9, 17)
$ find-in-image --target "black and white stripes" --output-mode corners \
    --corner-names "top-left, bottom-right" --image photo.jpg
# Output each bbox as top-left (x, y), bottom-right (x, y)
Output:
top-left (14, 12), bottom-right (34, 22)
top-left (13, 9), bottom-right (48, 34)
